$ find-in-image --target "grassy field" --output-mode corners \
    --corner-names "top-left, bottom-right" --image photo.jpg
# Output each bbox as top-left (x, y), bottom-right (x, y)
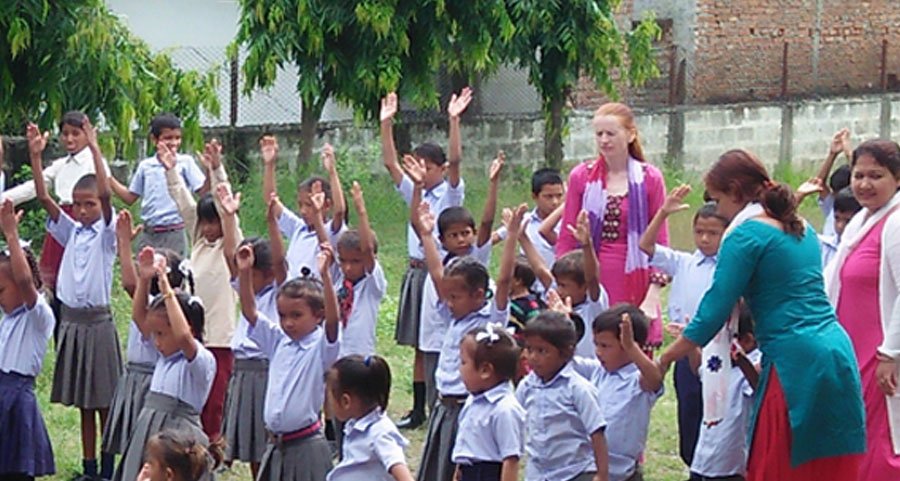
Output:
top-left (33, 159), bottom-right (824, 481)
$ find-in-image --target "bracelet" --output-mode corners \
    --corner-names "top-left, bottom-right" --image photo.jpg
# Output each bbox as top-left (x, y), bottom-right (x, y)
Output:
top-left (649, 271), bottom-right (670, 287)
top-left (162, 289), bottom-right (176, 300)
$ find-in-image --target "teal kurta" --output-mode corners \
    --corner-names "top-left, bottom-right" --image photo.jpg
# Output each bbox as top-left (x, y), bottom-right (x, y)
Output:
top-left (683, 221), bottom-right (865, 466)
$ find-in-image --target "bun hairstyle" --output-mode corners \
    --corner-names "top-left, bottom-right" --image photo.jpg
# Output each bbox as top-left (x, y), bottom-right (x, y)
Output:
top-left (465, 324), bottom-right (520, 382)
top-left (277, 268), bottom-right (325, 313)
top-left (148, 291), bottom-right (207, 344)
top-left (145, 429), bottom-right (224, 481)
top-left (329, 355), bottom-right (392, 411)
top-left (705, 149), bottom-right (804, 237)
top-left (593, 102), bottom-right (645, 162)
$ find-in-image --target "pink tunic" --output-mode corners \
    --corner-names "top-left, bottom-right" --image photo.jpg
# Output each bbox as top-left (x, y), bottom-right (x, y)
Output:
top-left (837, 216), bottom-right (900, 479)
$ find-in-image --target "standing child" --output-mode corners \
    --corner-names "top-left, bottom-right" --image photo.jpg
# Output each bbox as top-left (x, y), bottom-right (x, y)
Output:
top-left (380, 90), bottom-right (470, 429)
top-left (115, 248), bottom-right (217, 481)
top-left (453, 324), bottom-right (526, 481)
top-left (29, 120), bottom-right (122, 481)
top-left (517, 311), bottom-right (609, 481)
top-left (236, 241), bottom-right (341, 481)
top-left (638, 185), bottom-right (728, 469)
top-left (136, 430), bottom-right (224, 481)
top-left (573, 305), bottom-right (664, 481)
top-left (325, 355), bottom-right (414, 481)
top-left (110, 113), bottom-right (207, 256)
top-left (816, 188), bottom-right (860, 268)
top-left (0, 199), bottom-right (56, 480)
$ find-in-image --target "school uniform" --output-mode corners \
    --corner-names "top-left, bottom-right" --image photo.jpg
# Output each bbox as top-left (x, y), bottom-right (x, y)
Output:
top-left (452, 382), bottom-right (526, 481)
top-left (114, 340), bottom-right (217, 481)
top-left (690, 350), bottom-right (761, 481)
top-left (394, 175), bottom-right (465, 346)
top-left (129, 153), bottom-right (206, 256)
top-left (417, 300), bottom-right (508, 481)
top-left (0, 296), bottom-right (56, 478)
top-left (278, 210), bottom-right (344, 280)
top-left (650, 245), bottom-right (717, 467)
top-left (327, 408), bottom-right (409, 481)
top-left (818, 233), bottom-right (839, 269)
top-left (573, 358), bottom-right (664, 481)
top-left (571, 289), bottom-right (610, 358)
top-left (251, 312), bottom-right (340, 481)
top-left (337, 261), bottom-right (387, 358)
top-left (516, 361), bottom-right (607, 481)
top-left (48, 211), bottom-right (122, 410)
top-left (525, 208), bottom-right (559, 272)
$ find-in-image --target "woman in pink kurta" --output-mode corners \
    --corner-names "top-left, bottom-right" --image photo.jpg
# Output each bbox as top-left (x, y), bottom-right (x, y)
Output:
top-left (557, 103), bottom-right (668, 346)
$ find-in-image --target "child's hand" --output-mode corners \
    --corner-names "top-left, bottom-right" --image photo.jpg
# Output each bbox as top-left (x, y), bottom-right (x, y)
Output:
top-left (26, 123), bottom-right (49, 157)
top-left (665, 322), bottom-right (685, 338)
top-left (309, 180), bottom-right (326, 215)
top-left (416, 201), bottom-right (435, 235)
top-left (137, 463), bottom-right (152, 481)
top-left (567, 210), bottom-right (591, 246)
top-left (137, 247), bottom-right (158, 281)
top-left (317, 242), bottom-right (335, 275)
top-left (507, 202), bottom-right (528, 237)
top-left (259, 135), bottom-right (279, 166)
top-left (380, 92), bottom-right (398, 122)
top-left (321, 143), bottom-right (336, 173)
top-left (796, 177), bottom-right (824, 198)
top-left (500, 207), bottom-right (513, 231)
top-left (662, 184), bottom-right (692, 215)
top-left (620, 312), bottom-right (640, 354)
top-left (236, 244), bottom-right (255, 272)
top-left (351, 181), bottom-right (365, 210)
top-left (115, 210), bottom-right (143, 243)
top-left (0, 199), bottom-right (19, 236)
top-left (216, 183), bottom-right (241, 216)
top-left (401, 154), bottom-right (426, 185)
top-left (489, 150), bottom-right (505, 183)
top-left (156, 142), bottom-right (176, 170)
top-left (830, 128), bottom-right (850, 155)
top-left (81, 117), bottom-right (100, 150)
top-left (201, 139), bottom-right (223, 170)
top-left (155, 254), bottom-right (172, 291)
top-left (447, 86), bottom-right (473, 119)
top-left (266, 192), bottom-right (283, 222)
top-left (546, 288), bottom-right (573, 315)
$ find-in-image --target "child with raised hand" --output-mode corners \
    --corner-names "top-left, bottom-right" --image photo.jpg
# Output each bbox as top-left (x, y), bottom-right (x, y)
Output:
top-left (571, 305), bottom-right (664, 481)
top-left (262, 136), bottom-right (345, 278)
top-left (516, 310), bottom-right (609, 481)
top-left (137, 430), bottom-right (225, 481)
top-left (380, 89), bottom-right (469, 429)
top-left (236, 240), bottom-right (340, 481)
top-left (325, 355), bottom-right (414, 481)
top-left (452, 323), bottom-right (526, 481)
top-left (30, 118), bottom-right (123, 481)
top-left (0, 198), bottom-right (56, 480)
top-left (115, 248), bottom-right (217, 481)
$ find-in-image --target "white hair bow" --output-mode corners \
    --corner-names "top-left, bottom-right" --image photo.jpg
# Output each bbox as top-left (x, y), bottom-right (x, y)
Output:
top-left (475, 322), bottom-right (512, 345)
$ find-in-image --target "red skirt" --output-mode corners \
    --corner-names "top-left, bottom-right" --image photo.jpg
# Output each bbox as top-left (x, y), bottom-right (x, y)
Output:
top-left (747, 369), bottom-right (861, 481)
top-left (38, 205), bottom-right (75, 289)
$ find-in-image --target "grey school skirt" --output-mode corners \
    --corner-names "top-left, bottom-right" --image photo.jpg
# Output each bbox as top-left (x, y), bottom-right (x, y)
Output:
top-left (223, 357), bottom-right (269, 463)
top-left (395, 263), bottom-right (427, 346)
top-left (102, 362), bottom-right (154, 455)
top-left (257, 432), bottom-right (332, 481)
top-left (416, 397), bottom-right (464, 481)
top-left (114, 392), bottom-right (211, 481)
top-left (51, 305), bottom-right (122, 409)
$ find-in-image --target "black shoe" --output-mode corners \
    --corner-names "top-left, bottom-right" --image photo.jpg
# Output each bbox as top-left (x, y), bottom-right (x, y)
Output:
top-left (396, 409), bottom-right (426, 429)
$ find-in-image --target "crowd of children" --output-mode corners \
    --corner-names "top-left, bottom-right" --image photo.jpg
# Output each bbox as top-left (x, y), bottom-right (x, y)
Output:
top-left (0, 93), bottom-right (880, 481)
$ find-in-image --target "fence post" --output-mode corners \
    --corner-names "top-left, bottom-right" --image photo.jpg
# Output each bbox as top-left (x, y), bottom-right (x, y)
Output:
top-left (230, 54), bottom-right (239, 128)
top-left (668, 44), bottom-right (678, 106)
top-left (881, 39), bottom-right (889, 91)
top-left (780, 41), bottom-right (789, 98)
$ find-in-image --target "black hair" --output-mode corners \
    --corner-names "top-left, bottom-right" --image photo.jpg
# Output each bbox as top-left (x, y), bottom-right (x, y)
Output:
top-left (0, 244), bottom-right (42, 290)
top-left (149, 249), bottom-right (194, 297)
top-left (148, 291), bottom-right (206, 343)
top-left (298, 175), bottom-right (333, 202)
top-left (521, 310), bottom-right (578, 355)
top-left (328, 355), bottom-right (392, 411)
top-left (464, 325), bottom-right (520, 382)
top-left (832, 187), bottom-right (861, 215)
top-left (829, 164), bottom-right (851, 193)
top-left (195, 193), bottom-right (221, 225)
top-left (145, 429), bottom-right (224, 481)
top-left (852, 139), bottom-right (900, 178)
top-left (444, 256), bottom-right (490, 293)
top-left (531, 168), bottom-right (564, 195)
top-left (437, 206), bottom-right (476, 238)
top-left (551, 250), bottom-right (586, 286)
top-left (591, 303), bottom-right (649, 345)
top-left (413, 142), bottom-right (447, 166)
top-left (59, 111), bottom-right (87, 130)
top-left (150, 113), bottom-right (182, 138)
top-left (737, 301), bottom-right (755, 339)
top-left (72, 174), bottom-right (98, 193)
top-left (278, 273), bottom-right (325, 314)
top-left (694, 202), bottom-right (730, 228)
top-left (513, 255), bottom-right (536, 288)
top-left (336, 229), bottom-right (379, 255)
top-left (237, 237), bottom-right (274, 273)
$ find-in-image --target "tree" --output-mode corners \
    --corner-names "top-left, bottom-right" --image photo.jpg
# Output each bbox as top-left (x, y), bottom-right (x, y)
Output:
top-left (505, 0), bottom-right (660, 168)
top-left (0, 0), bottom-right (220, 155)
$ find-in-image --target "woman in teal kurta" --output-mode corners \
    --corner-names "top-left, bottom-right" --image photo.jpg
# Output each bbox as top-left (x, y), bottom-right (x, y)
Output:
top-left (658, 149), bottom-right (865, 480)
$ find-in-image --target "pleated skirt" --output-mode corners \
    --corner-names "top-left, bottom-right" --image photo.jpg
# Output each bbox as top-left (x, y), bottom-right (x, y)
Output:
top-left (0, 371), bottom-right (55, 477)
top-left (102, 362), bottom-right (154, 454)
top-left (416, 400), bottom-right (463, 481)
top-left (395, 265), bottom-right (427, 346)
top-left (257, 432), bottom-right (332, 481)
top-left (222, 358), bottom-right (269, 463)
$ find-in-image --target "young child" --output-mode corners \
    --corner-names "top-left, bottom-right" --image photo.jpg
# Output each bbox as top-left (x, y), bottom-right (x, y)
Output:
top-left (236, 241), bottom-right (341, 481)
top-left (516, 311), bottom-right (609, 481)
top-left (0, 199), bottom-right (56, 480)
top-left (521, 210), bottom-right (609, 358)
top-left (262, 137), bottom-right (345, 278)
top-left (168, 139), bottom-right (240, 442)
top-left (688, 304), bottom-right (761, 481)
top-left (137, 430), bottom-right (224, 481)
top-left (638, 185), bottom-right (728, 470)
top-left (507, 256), bottom-right (548, 332)
top-left (115, 248), bottom-right (217, 481)
top-left (493, 168), bottom-right (565, 268)
top-left (453, 324), bottom-right (526, 481)
top-left (817, 187), bottom-right (860, 268)
top-left (572, 305), bottom-right (664, 481)
top-left (380, 90), bottom-right (469, 429)
top-left (110, 113), bottom-right (207, 256)
top-left (29, 119), bottom-right (123, 481)
top-left (325, 355), bottom-right (414, 481)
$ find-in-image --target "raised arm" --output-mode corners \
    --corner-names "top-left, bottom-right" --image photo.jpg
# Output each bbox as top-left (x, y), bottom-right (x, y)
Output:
top-left (318, 243), bottom-right (339, 343)
top-left (266, 193), bottom-right (288, 285)
top-left (556, 163), bottom-right (589, 256)
top-left (379, 93), bottom-right (404, 186)
top-left (215, 183), bottom-right (241, 278)
top-left (496, 204), bottom-right (528, 311)
top-left (156, 256), bottom-right (198, 360)
top-left (446, 87), bottom-right (472, 188)
top-left (236, 245), bottom-right (259, 325)
top-left (308, 182), bottom-right (331, 246)
top-left (518, 225), bottom-right (553, 289)
top-left (640, 184), bottom-right (691, 257)
top-left (568, 210), bottom-right (602, 302)
top-left (816, 128), bottom-right (850, 198)
top-left (116, 210), bottom-right (143, 297)
top-left (477, 151), bottom-right (504, 247)
top-left (132, 247), bottom-right (158, 337)
top-left (321, 143), bottom-right (345, 233)
top-left (404, 155), bottom-right (445, 293)
top-left (620, 313), bottom-right (663, 392)
top-left (26, 124), bottom-right (60, 221)
top-left (82, 119), bottom-right (112, 223)
top-left (0, 199), bottom-right (38, 307)
top-left (260, 135), bottom-right (283, 219)
top-left (350, 182), bottom-right (376, 272)
top-left (538, 203), bottom-right (564, 245)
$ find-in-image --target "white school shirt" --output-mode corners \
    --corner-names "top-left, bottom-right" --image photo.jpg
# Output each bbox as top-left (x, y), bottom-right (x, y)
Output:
top-left (396, 174), bottom-right (465, 260)
top-left (230, 280), bottom-right (279, 360)
top-left (48, 211), bottom-right (116, 308)
top-left (650, 245), bottom-right (717, 325)
top-left (572, 357), bottom-right (663, 481)
top-left (435, 300), bottom-right (509, 397)
top-left (128, 154), bottom-right (205, 227)
top-left (337, 261), bottom-right (387, 358)
top-left (278, 210), bottom-right (344, 280)
top-left (820, 194), bottom-right (835, 238)
top-left (818, 233), bottom-right (839, 269)
top-left (327, 408), bottom-right (409, 481)
top-left (419, 242), bottom-right (493, 353)
top-left (452, 381), bottom-right (526, 465)
top-left (525, 208), bottom-right (559, 269)
top-left (149, 340), bottom-right (217, 412)
top-left (691, 349), bottom-right (762, 478)
top-left (4, 147), bottom-right (110, 206)
top-left (126, 320), bottom-right (159, 365)
top-left (515, 361), bottom-right (607, 481)
top-left (249, 314), bottom-right (340, 434)
top-left (0, 295), bottom-right (54, 377)
top-left (571, 288), bottom-right (610, 358)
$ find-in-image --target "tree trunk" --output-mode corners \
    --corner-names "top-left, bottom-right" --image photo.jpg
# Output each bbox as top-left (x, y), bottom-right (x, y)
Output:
top-left (544, 94), bottom-right (566, 169)
top-left (296, 96), bottom-right (327, 170)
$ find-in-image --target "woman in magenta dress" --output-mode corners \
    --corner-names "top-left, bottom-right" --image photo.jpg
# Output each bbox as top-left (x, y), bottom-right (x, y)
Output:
top-left (557, 102), bottom-right (668, 346)
top-left (826, 139), bottom-right (900, 479)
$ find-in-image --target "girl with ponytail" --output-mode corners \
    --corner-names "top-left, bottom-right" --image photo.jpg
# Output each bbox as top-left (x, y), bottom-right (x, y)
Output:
top-left (138, 429), bottom-right (224, 481)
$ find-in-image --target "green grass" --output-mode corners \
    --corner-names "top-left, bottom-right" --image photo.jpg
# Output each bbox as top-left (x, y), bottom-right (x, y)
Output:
top-left (35, 160), bottom-right (826, 481)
